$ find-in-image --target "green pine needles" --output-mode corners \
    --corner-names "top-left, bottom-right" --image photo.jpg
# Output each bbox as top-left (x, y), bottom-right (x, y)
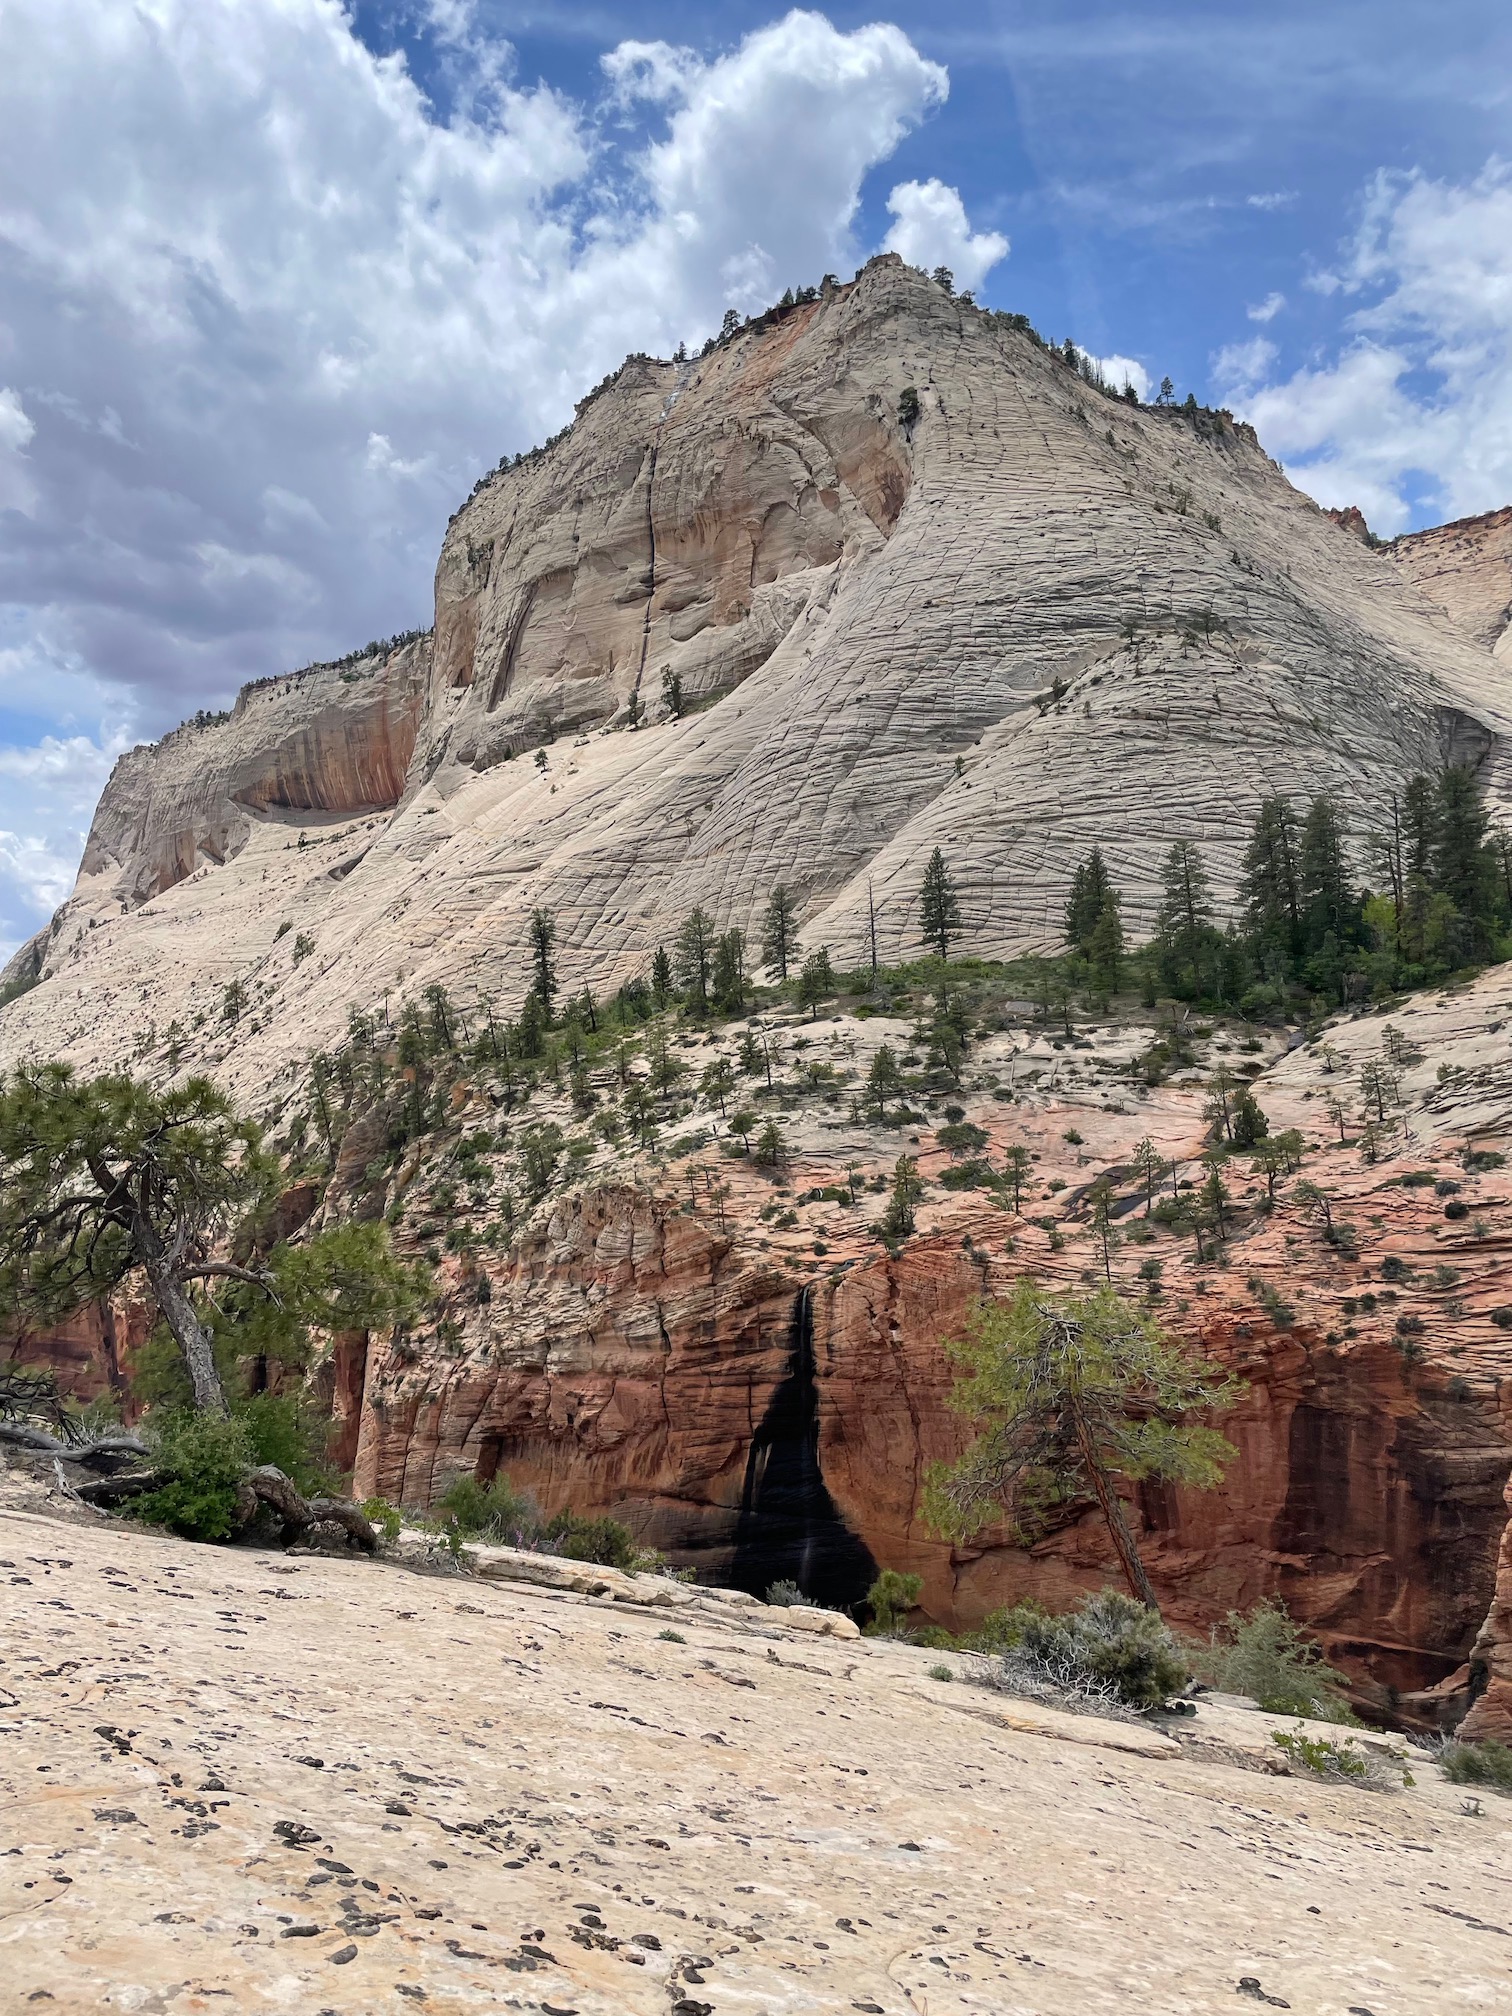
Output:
top-left (925, 1280), bottom-right (1243, 1609)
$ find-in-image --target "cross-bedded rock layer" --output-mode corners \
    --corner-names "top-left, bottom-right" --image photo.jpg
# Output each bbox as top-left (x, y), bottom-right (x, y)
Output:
top-left (6, 257), bottom-right (1512, 1106)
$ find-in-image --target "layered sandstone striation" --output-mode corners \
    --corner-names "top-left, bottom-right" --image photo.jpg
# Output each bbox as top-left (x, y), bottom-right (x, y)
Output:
top-left (5, 258), bottom-right (1512, 1106)
top-left (1392, 504), bottom-right (1512, 661)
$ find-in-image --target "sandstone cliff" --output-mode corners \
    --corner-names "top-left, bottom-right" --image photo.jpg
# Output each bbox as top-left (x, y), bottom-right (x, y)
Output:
top-left (320, 971), bottom-right (1512, 1709)
top-left (1392, 504), bottom-right (1512, 663)
top-left (5, 257), bottom-right (1512, 1108)
top-left (7, 256), bottom-right (1512, 1726)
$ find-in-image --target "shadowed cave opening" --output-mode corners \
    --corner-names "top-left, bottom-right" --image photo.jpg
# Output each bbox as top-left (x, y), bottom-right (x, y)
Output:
top-left (728, 1285), bottom-right (877, 1612)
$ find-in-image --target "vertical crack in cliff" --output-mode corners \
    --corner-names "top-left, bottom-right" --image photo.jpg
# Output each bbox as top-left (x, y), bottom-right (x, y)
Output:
top-left (729, 1284), bottom-right (876, 1611)
top-left (631, 441), bottom-right (661, 712)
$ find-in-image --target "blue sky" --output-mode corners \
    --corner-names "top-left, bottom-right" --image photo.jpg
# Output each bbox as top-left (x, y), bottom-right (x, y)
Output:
top-left (1, 0), bottom-right (1510, 958)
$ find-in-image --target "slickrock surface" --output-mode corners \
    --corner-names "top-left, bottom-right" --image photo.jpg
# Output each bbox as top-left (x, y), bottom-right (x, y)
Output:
top-left (4, 1498), bottom-right (1510, 2016)
top-left (1392, 505), bottom-right (1512, 662)
top-left (6, 258), bottom-right (1512, 1101)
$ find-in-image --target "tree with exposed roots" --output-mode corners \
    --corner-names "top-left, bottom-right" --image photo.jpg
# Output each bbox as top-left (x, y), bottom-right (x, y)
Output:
top-left (925, 1280), bottom-right (1242, 1610)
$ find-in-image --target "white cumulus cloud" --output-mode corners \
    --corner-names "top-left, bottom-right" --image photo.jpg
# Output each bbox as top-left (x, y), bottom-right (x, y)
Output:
top-left (0, 722), bottom-right (128, 960)
top-left (882, 177), bottom-right (1009, 294)
top-left (0, 2), bottom-right (954, 726)
top-left (1217, 160), bottom-right (1512, 534)
top-left (1088, 352), bottom-right (1151, 401)
top-left (0, 1), bottom-right (963, 940)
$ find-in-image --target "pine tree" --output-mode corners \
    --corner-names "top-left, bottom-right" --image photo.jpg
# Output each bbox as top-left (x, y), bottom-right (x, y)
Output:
top-left (1065, 848), bottom-right (1113, 956)
top-left (1402, 774), bottom-right (1437, 882)
top-left (1298, 795), bottom-right (1360, 961)
top-left (0, 1065), bottom-right (419, 1424)
top-left (867, 1045), bottom-right (902, 1120)
top-left (699, 1057), bottom-right (736, 1115)
top-left (919, 848), bottom-right (962, 961)
top-left (924, 1281), bottom-right (1241, 1610)
top-left (1088, 1179), bottom-right (1118, 1283)
top-left (529, 907), bottom-right (557, 1015)
top-left (1132, 1137), bottom-right (1164, 1213)
top-left (650, 946), bottom-right (673, 1006)
top-left (1431, 766), bottom-right (1498, 960)
top-left (1153, 841), bottom-right (1215, 999)
top-left (882, 1155), bottom-right (924, 1237)
top-left (1239, 797), bottom-right (1301, 971)
top-left (796, 946), bottom-right (837, 1018)
top-left (1230, 1086), bottom-right (1270, 1147)
top-left (1087, 897), bottom-right (1125, 999)
top-left (674, 908), bottom-right (716, 1014)
top-left (1002, 1143), bottom-right (1032, 1214)
top-left (712, 929), bottom-right (747, 1014)
top-left (761, 886), bottom-right (801, 981)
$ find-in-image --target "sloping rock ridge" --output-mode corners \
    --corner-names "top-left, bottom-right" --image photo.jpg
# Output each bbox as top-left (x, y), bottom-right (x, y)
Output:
top-left (5, 256), bottom-right (1512, 1108)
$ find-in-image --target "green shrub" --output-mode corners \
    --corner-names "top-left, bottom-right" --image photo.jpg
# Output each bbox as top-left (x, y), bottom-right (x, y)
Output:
top-left (865, 1568), bottom-right (923, 1635)
top-left (1191, 1598), bottom-right (1353, 1719)
top-left (910, 1623), bottom-right (959, 1649)
top-left (129, 1411), bottom-right (254, 1542)
top-left (958, 1600), bottom-right (1049, 1655)
top-left (436, 1471), bottom-right (542, 1546)
top-left (1007, 1590), bottom-right (1189, 1708)
top-left (767, 1579), bottom-right (819, 1608)
top-left (548, 1513), bottom-right (639, 1570)
top-left (1271, 1729), bottom-right (1368, 1779)
top-left (1439, 1738), bottom-right (1512, 1793)
top-left (657, 1628), bottom-right (686, 1644)
top-left (928, 1663), bottom-right (954, 1682)
top-left (436, 1471), bottom-right (641, 1567)
top-left (236, 1390), bottom-right (333, 1492)
top-left (361, 1496), bottom-right (404, 1543)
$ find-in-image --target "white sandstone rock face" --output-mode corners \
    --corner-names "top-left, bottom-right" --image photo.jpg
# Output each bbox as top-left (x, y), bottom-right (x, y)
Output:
top-left (3, 256), bottom-right (1511, 1102)
top-left (1391, 505), bottom-right (1512, 662)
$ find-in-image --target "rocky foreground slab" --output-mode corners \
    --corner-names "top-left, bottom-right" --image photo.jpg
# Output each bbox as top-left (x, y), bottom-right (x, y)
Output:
top-left (2, 1499), bottom-right (1508, 2014)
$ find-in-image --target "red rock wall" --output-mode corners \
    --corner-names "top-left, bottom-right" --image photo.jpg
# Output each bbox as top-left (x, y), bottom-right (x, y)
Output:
top-left (1460, 1471), bottom-right (1512, 1743)
top-left (346, 1196), bottom-right (1511, 1698)
top-left (1, 1300), bottom-right (152, 1417)
top-left (812, 1242), bottom-right (1511, 1694)
top-left (352, 1187), bottom-right (805, 1573)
